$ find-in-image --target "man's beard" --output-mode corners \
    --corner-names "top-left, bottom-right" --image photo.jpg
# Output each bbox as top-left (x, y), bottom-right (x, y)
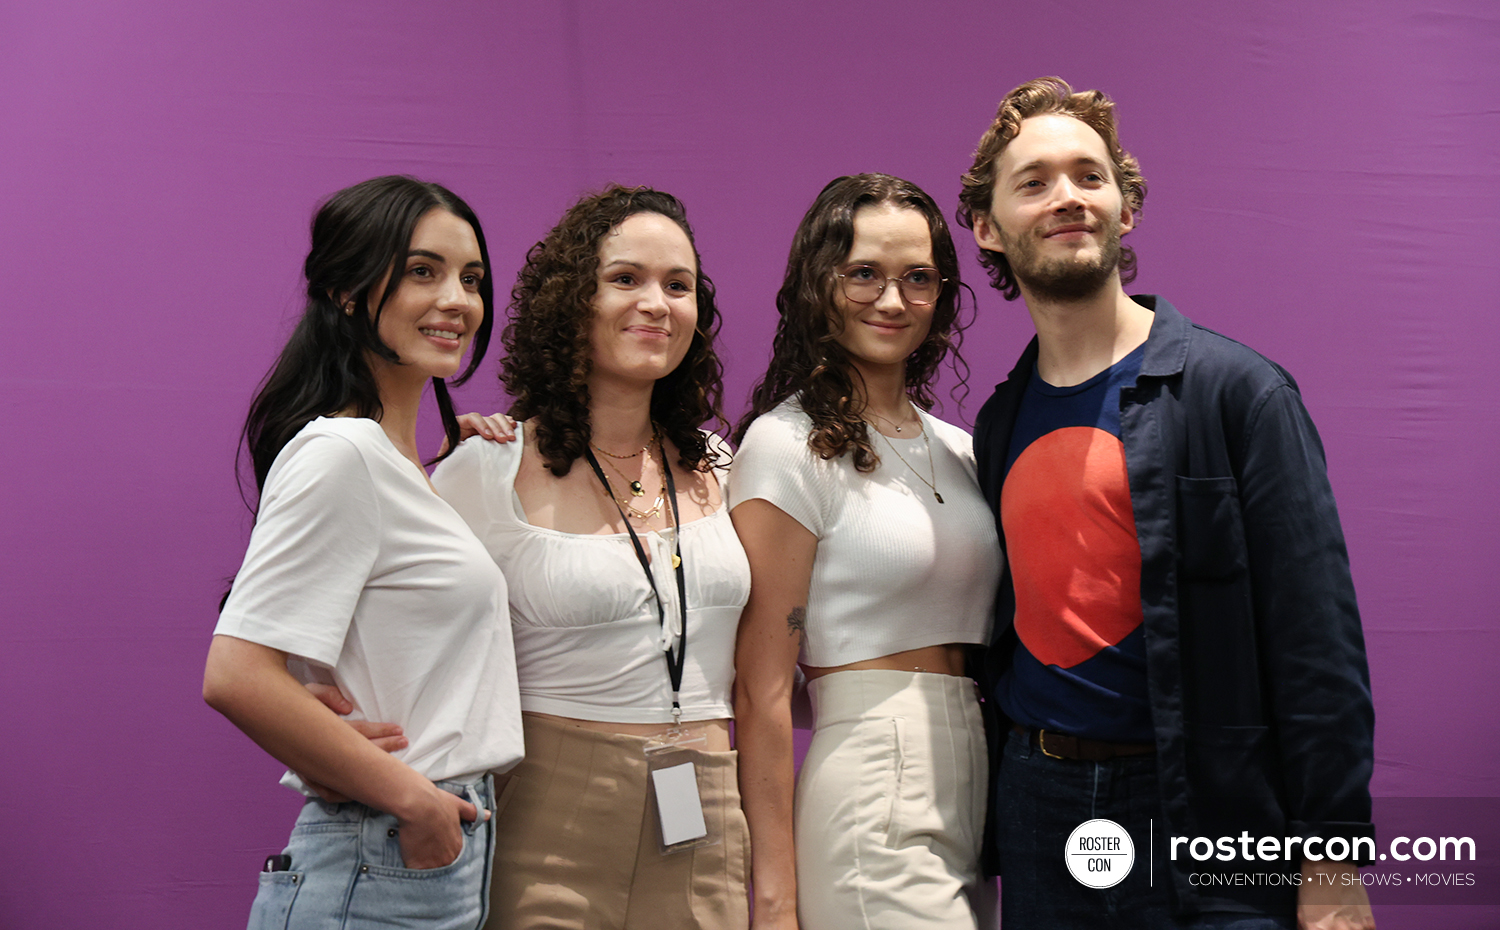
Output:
top-left (1003, 215), bottom-right (1122, 303)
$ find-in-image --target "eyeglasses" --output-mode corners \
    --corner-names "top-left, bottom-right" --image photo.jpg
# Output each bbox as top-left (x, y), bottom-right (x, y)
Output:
top-left (835, 265), bottom-right (947, 306)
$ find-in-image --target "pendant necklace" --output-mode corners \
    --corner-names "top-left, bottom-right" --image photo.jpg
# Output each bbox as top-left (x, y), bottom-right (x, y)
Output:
top-left (590, 429), bottom-right (656, 497)
top-left (875, 415), bottom-right (944, 504)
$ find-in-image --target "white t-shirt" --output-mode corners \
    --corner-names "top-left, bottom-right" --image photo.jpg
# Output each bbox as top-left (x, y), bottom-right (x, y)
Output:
top-left (432, 425), bottom-right (750, 724)
top-left (216, 417), bottom-right (523, 790)
top-left (729, 399), bottom-right (1001, 667)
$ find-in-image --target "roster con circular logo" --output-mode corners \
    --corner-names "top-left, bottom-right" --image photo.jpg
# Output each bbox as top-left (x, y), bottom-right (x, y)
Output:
top-left (1066, 819), bottom-right (1135, 888)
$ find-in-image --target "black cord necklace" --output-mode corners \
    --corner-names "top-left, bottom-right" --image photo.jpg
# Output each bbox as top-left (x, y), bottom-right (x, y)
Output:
top-left (583, 441), bottom-right (688, 723)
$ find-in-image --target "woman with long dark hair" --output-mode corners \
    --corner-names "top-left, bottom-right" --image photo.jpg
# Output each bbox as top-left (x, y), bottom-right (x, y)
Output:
top-left (730, 174), bottom-right (1002, 929)
top-left (204, 176), bottom-right (522, 930)
top-left (430, 184), bottom-right (750, 929)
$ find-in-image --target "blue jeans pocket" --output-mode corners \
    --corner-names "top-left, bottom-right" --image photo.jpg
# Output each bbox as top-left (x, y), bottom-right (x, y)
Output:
top-left (246, 870), bottom-right (302, 930)
top-left (246, 779), bottom-right (492, 930)
top-left (350, 825), bottom-right (485, 930)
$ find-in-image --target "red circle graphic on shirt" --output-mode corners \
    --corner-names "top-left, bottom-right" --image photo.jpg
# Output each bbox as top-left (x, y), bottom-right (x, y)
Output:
top-left (1001, 426), bottom-right (1144, 670)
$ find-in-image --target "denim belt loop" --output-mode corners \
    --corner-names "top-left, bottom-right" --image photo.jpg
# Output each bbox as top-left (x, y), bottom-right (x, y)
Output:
top-left (1012, 722), bottom-right (1034, 760)
top-left (460, 779), bottom-right (486, 836)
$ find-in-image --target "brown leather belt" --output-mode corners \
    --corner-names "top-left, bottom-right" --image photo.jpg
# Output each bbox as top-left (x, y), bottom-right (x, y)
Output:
top-left (1012, 724), bottom-right (1155, 762)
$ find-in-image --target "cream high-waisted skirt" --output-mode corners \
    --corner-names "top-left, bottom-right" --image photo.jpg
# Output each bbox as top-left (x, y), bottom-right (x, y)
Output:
top-left (795, 669), bottom-right (991, 930)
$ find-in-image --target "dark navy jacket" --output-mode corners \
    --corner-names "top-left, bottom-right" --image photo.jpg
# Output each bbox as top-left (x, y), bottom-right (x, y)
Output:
top-left (973, 296), bottom-right (1374, 914)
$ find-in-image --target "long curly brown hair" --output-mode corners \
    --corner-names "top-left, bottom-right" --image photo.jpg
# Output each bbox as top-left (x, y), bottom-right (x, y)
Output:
top-left (734, 173), bottom-right (969, 472)
top-left (956, 76), bottom-right (1148, 301)
top-left (502, 184), bottom-right (726, 476)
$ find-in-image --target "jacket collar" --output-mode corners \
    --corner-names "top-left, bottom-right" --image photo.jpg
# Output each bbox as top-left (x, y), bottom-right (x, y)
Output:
top-left (1000, 294), bottom-right (1189, 387)
top-left (1134, 295), bottom-right (1190, 378)
top-left (1002, 294), bottom-right (1188, 390)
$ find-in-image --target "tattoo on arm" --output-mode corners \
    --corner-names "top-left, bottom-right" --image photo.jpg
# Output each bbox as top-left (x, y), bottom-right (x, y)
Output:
top-left (786, 606), bottom-right (806, 639)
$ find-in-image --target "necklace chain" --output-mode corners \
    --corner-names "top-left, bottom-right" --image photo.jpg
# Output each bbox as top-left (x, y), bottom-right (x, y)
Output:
top-left (873, 413), bottom-right (944, 504)
top-left (866, 405), bottom-right (918, 435)
top-left (594, 429), bottom-right (670, 520)
top-left (589, 433), bottom-right (653, 459)
top-left (596, 447), bottom-right (649, 498)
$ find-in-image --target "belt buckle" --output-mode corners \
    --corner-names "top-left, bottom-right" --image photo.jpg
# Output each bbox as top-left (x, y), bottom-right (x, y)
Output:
top-left (1038, 729), bottom-right (1064, 759)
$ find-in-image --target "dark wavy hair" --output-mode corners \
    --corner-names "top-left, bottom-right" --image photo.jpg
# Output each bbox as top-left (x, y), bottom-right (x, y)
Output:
top-left (240, 175), bottom-right (494, 496)
top-left (956, 76), bottom-right (1148, 301)
top-left (734, 173), bottom-right (969, 472)
top-left (502, 184), bottom-right (727, 476)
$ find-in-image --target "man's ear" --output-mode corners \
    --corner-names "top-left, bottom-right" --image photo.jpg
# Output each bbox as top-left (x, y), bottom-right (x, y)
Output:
top-left (972, 211), bottom-right (1006, 254)
top-left (1119, 201), bottom-right (1135, 236)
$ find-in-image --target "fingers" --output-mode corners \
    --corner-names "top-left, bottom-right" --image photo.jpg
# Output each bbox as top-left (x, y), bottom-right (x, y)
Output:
top-left (344, 717), bottom-right (407, 753)
top-left (455, 412), bottom-right (516, 443)
top-left (455, 412), bottom-right (486, 443)
top-left (490, 414), bottom-right (517, 442)
top-left (346, 718), bottom-right (405, 740)
top-left (304, 682), bottom-right (354, 715)
top-left (448, 790), bottom-right (483, 823)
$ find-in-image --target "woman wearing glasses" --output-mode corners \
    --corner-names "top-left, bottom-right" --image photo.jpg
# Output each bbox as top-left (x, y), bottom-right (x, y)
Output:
top-left (730, 174), bottom-right (1001, 930)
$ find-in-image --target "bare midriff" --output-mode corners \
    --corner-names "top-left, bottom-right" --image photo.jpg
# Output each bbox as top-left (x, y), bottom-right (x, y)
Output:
top-left (801, 643), bottom-right (969, 682)
top-left (526, 712), bottom-right (733, 751)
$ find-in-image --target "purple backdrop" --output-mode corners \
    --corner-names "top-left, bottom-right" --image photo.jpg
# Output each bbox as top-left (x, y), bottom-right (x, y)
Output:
top-left (3, 1), bottom-right (1496, 926)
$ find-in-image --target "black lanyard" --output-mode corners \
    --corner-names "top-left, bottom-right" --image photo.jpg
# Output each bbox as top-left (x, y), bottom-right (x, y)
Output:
top-left (583, 445), bottom-right (688, 723)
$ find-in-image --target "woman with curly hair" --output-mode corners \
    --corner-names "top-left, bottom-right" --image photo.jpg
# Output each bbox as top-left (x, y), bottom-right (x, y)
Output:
top-left (730, 174), bottom-right (1002, 930)
top-left (431, 184), bottom-right (751, 929)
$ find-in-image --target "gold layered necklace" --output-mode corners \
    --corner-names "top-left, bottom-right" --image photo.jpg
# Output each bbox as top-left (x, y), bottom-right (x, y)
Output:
top-left (589, 432), bottom-right (653, 497)
top-left (592, 429), bottom-right (667, 520)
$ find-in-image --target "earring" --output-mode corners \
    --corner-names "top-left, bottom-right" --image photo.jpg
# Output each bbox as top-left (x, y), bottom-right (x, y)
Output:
top-left (344, 304), bottom-right (355, 316)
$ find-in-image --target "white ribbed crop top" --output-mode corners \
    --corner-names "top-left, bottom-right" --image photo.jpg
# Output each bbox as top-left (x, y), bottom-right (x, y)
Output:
top-left (432, 424), bottom-right (750, 724)
top-left (729, 399), bottom-right (1001, 668)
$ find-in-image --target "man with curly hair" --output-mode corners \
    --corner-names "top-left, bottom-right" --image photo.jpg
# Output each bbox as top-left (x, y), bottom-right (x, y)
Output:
top-left (957, 77), bottom-right (1376, 929)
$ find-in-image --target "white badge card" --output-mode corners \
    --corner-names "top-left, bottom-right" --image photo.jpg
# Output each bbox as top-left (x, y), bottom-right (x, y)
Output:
top-left (650, 761), bottom-right (708, 848)
top-left (643, 726), bottom-right (717, 854)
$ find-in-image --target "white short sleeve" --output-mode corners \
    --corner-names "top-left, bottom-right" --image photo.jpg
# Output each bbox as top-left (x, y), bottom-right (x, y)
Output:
top-left (729, 403), bottom-right (830, 537)
top-left (431, 434), bottom-right (514, 540)
top-left (216, 432), bottom-right (381, 667)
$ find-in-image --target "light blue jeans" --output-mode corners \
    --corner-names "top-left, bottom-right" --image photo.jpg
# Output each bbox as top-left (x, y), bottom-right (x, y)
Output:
top-left (247, 775), bottom-right (495, 930)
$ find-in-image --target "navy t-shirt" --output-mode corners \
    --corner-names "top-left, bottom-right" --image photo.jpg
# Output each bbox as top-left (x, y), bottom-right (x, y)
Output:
top-left (996, 344), bottom-right (1153, 741)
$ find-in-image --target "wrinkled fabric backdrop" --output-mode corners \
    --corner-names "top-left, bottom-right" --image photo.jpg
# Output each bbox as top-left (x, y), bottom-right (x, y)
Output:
top-left (2, 1), bottom-right (1496, 926)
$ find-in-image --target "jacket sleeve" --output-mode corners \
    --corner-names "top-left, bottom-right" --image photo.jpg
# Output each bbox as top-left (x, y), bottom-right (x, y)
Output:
top-left (1238, 382), bottom-right (1374, 855)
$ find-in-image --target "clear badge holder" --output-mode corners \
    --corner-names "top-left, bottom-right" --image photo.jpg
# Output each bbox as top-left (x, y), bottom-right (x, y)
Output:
top-left (643, 722), bottom-right (718, 855)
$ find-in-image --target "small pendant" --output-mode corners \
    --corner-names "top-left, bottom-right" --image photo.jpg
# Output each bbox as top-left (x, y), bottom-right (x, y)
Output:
top-left (671, 554), bottom-right (682, 569)
top-left (934, 491), bottom-right (945, 504)
top-left (629, 480), bottom-right (644, 497)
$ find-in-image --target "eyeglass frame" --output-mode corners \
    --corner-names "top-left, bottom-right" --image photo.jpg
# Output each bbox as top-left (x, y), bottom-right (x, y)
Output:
top-left (834, 264), bottom-right (949, 306)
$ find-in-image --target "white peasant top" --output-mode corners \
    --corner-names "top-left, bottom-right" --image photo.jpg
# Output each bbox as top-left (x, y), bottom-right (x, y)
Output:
top-left (432, 424), bottom-right (750, 724)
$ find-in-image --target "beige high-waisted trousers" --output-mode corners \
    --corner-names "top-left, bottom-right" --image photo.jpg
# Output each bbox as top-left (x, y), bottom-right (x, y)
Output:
top-left (483, 713), bottom-right (750, 930)
top-left (795, 669), bottom-right (992, 930)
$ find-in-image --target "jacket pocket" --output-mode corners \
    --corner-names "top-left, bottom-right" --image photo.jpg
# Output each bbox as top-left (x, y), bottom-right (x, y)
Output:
top-left (1176, 476), bottom-right (1248, 582)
